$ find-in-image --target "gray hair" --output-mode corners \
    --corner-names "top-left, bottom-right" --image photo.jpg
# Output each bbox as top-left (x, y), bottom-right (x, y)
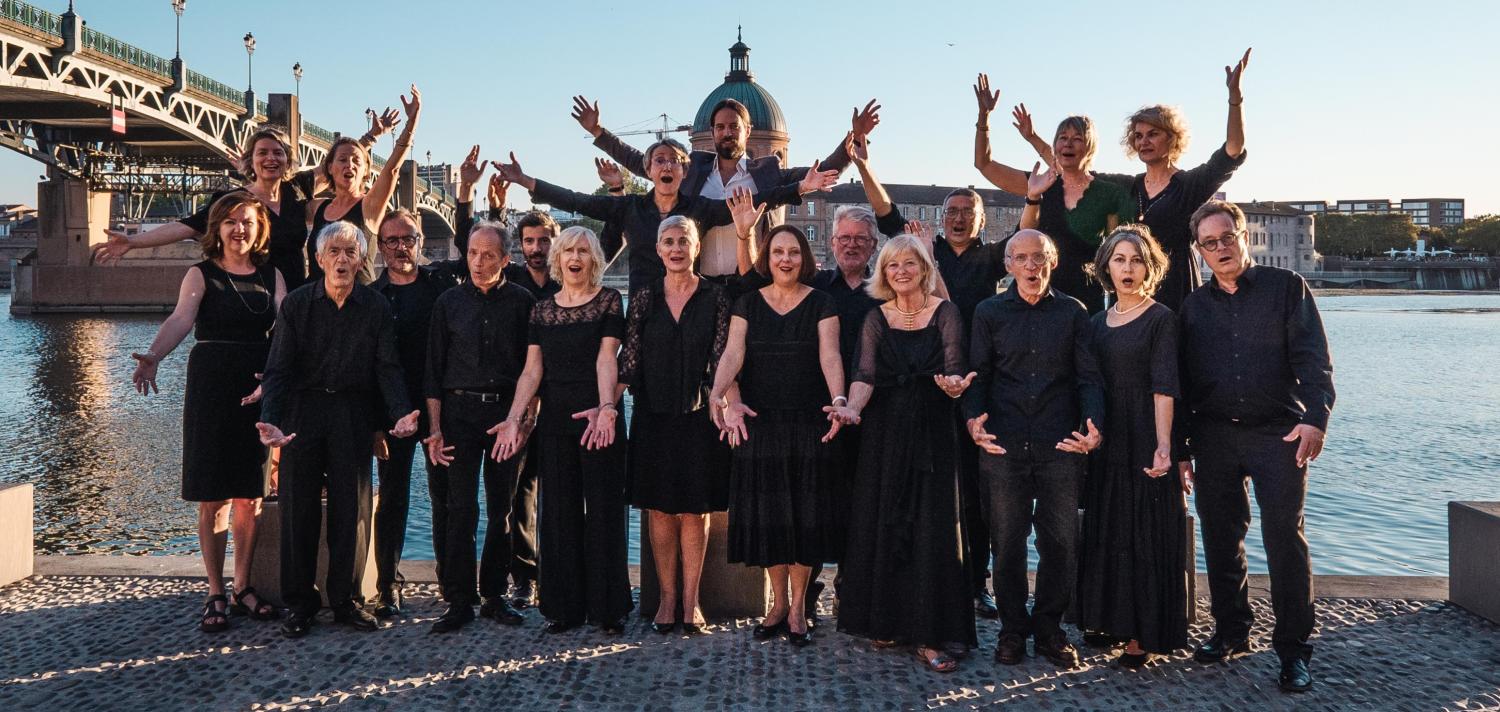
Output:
top-left (657, 215), bottom-right (700, 243)
top-left (831, 205), bottom-right (879, 241)
top-left (315, 220), bottom-right (368, 257)
top-left (1004, 229), bottom-right (1058, 259)
top-left (467, 219), bottom-right (511, 251)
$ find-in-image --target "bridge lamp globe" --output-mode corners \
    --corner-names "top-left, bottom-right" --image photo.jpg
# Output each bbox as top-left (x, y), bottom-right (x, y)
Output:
top-left (243, 32), bottom-right (256, 89)
top-left (293, 62), bottom-right (302, 99)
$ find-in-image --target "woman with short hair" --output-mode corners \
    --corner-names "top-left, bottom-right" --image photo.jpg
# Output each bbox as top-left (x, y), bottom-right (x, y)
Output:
top-left (129, 192), bottom-right (288, 632)
top-left (493, 226), bottom-right (632, 634)
top-left (1074, 224), bottom-right (1189, 667)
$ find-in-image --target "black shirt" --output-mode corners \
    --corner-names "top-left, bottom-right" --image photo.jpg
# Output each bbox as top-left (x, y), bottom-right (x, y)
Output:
top-left (1177, 264), bottom-right (1334, 441)
top-left (619, 278), bottom-right (730, 415)
top-left (180, 186), bottom-right (311, 288)
top-left (811, 267), bottom-right (881, 377)
top-left (503, 263), bottom-right (560, 300)
top-left (423, 280), bottom-right (536, 398)
top-left (934, 235), bottom-right (1007, 332)
top-left (372, 266), bottom-right (462, 410)
top-left (259, 280), bottom-right (411, 429)
top-left (962, 282), bottom-right (1105, 456)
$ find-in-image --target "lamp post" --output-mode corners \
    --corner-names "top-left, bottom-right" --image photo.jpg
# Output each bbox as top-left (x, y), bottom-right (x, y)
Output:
top-left (171, 0), bottom-right (185, 59)
top-left (243, 32), bottom-right (255, 90)
top-left (292, 62), bottom-right (302, 101)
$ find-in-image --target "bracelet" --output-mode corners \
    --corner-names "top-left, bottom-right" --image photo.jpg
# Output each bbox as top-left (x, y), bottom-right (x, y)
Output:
top-left (599, 402), bottom-right (617, 412)
top-left (737, 232), bottom-right (751, 242)
top-left (395, 141), bottom-right (412, 148)
top-left (975, 124), bottom-right (989, 131)
top-left (607, 186), bottom-right (624, 193)
top-left (832, 396), bottom-right (848, 406)
top-left (1025, 196), bottom-right (1042, 206)
top-left (1228, 99), bottom-right (1243, 106)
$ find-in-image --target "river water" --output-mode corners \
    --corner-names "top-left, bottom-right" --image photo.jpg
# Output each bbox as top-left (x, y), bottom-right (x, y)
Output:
top-left (1, 291), bottom-right (1496, 575)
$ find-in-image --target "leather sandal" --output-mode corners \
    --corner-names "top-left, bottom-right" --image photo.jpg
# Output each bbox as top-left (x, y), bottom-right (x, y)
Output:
top-left (200, 594), bottom-right (230, 633)
top-left (917, 646), bottom-right (958, 673)
top-left (230, 586), bottom-right (279, 620)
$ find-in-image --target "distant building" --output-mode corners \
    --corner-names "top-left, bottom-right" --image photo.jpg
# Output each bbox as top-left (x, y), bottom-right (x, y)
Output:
top-left (1284, 197), bottom-right (1464, 229)
top-left (1237, 201), bottom-right (1318, 273)
top-left (785, 181), bottom-right (1024, 263)
top-left (416, 163), bottom-right (461, 197)
top-left (0, 204), bottom-right (37, 239)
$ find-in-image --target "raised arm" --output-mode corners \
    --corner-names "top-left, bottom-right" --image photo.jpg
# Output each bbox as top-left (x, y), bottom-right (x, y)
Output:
top-left (1225, 48), bottom-right (1250, 158)
top-left (1019, 161), bottom-right (1058, 230)
top-left (364, 85), bottom-right (422, 225)
top-left (972, 74), bottom-right (1033, 196)
top-left (573, 95), bottom-right (649, 177)
top-left (129, 266), bottom-right (206, 395)
top-left (94, 221), bottom-right (200, 265)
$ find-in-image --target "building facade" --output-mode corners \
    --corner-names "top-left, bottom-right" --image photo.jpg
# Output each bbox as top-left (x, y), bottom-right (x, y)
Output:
top-left (785, 181), bottom-right (1023, 264)
top-left (1282, 197), bottom-right (1464, 229)
top-left (1237, 201), bottom-right (1318, 273)
top-left (416, 163), bottom-right (461, 198)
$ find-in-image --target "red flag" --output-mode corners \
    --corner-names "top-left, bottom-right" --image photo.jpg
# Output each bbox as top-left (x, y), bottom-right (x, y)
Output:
top-left (111, 107), bottom-right (126, 135)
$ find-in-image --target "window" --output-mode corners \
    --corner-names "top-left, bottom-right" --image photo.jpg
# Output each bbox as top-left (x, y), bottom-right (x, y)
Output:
top-left (806, 225), bottom-right (817, 242)
top-left (788, 205), bottom-right (798, 216)
top-left (919, 206), bottom-right (927, 220)
top-left (806, 202), bottom-right (816, 217)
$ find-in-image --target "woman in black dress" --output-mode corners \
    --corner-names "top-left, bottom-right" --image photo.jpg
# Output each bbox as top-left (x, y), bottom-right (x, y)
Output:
top-left (494, 226), bottom-right (632, 634)
top-left (130, 192), bottom-right (287, 632)
top-left (827, 235), bottom-right (978, 672)
top-left (96, 127), bottom-right (312, 288)
top-left (1075, 225), bottom-right (1189, 667)
top-left (710, 224), bottom-right (847, 647)
top-left (617, 214), bottom-right (738, 634)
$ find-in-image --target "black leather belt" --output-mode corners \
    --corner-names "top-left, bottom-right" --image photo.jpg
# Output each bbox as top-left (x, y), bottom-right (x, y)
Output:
top-left (449, 389), bottom-right (507, 403)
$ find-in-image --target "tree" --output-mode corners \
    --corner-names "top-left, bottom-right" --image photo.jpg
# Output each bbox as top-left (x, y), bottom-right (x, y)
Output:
top-left (1314, 213), bottom-right (1417, 258)
top-left (1451, 215), bottom-right (1500, 255)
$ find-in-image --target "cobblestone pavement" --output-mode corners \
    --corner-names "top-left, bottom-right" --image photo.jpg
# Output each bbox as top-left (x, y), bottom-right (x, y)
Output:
top-left (1, 576), bottom-right (1497, 711)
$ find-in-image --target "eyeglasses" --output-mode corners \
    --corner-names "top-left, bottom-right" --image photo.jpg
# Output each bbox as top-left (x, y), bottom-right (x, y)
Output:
top-left (1196, 231), bottom-right (1243, 252)
top-left (1007, 254), bottom-right (1050, 266)
top-left (380, 235), bottom-right (419, 248)
top-left (943, 208), bottom-right (976, 217)
top-left (832, 234), bottom-right (874, 245)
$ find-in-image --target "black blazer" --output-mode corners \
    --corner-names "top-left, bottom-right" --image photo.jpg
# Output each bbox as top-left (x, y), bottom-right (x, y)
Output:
top-left (592, 129), bottom-right (850, 198)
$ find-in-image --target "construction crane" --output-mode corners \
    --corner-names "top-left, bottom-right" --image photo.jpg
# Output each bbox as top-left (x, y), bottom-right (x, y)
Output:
top-left (614, 114), bottom-right (692, 141)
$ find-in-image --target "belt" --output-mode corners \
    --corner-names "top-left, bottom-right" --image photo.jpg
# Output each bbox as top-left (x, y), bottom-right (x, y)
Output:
top-left (449, 389), bottom-right (509, 403)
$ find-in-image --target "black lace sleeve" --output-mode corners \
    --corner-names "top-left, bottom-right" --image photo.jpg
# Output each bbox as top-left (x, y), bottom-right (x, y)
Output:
top-left (618, 285), bottom-right (653, 388)
top-left (851, 306), bottom-right (885, 385)
top-left (707, 283), bottom-right (731, 383)
top-left (601, 288), bottom-right (626, 340)
top-left (936, 300), bottom-right (967, 376)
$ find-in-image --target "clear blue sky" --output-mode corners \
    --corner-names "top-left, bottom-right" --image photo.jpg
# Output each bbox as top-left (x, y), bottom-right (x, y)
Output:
top-left (3, 0), bottom-right (1498, 216)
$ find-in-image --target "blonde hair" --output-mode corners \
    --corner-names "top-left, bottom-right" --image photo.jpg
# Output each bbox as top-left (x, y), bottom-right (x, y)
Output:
top-left (1054, 116), bottom-right (1098, 171)
top-left (1122, 105), bottom-right (1190, 165)
top-left (867, 234), bottom-right (938, 301)
top-left (549, 226), bottom-right (607, 287)
top-left (1086, 224), bottom-right (1170, 296)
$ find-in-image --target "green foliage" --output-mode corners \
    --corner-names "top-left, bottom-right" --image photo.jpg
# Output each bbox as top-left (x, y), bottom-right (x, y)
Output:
top-left (1314, 213), bottom-right (1417, 258)
top-left (1450, 215), bottom-right (1500, 255)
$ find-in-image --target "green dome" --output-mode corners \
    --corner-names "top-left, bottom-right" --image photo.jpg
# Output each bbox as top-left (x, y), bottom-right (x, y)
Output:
top-left (692, 32), bottom-right (786, 134)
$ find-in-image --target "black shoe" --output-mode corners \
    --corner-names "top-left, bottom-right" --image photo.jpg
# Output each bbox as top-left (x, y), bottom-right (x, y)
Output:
top-left (373, 588), bottom-right (403, 619)
top-left (430, 605), bottom-right (475, 634)
top-left (544, 619), bottom-right (581, 634)
top-left (993, 632), bottom-right (1026, 665)
top-left (752, 618), bottom-right (788, 640)
top-left (480, 597), bottom-right (525, 626)
top-left (786, 622), bottom-right (813, 647)
top-left (332, 605), bottom-right (380, 631)
top-left (510, 580), bottom-right (537, 609)
top-left (651, 621), bottom-right (677, 634)
top-left (1193, 632), bottom-right (1252, 664)
top-left (1279, 657), bottom-right (1313, 693)
top-left (1118, 650), bottom-right (1157, 670)
top-left (974, 590), bottom-right (999, 619)
top-left (600, 619), bottom-right (626, 636)
top-left (682, 622), bottom-right (704, 635)
top-left (280, 611), bottom-right (316, 639)
top-left (1083, 631), bottom-right (1126, 649)
top-left (1035, 632), bottom-right (1081, 669)
top-left (805, 580), bottom-right (825, 622)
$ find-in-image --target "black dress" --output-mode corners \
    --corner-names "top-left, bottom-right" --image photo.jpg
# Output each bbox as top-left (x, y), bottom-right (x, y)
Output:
top-left (1076, 302), bottom-right (1188, 653)
top-left (308, 198), bottom-right (373, 284)
top-left (180, 187), bottom-right (311, 288)
top-left (180, 260), bottom-right (277, 501)
top-left (726, 288), bottom-right (843, 567)
top-left (529, 288), bottom-right (633, 625)
top-left (837, 301), bottom-right (977, 649)
top-left (1097, 145), bottom-right (1248, 310)
top-left (620, 278), bottom-right (732, 514)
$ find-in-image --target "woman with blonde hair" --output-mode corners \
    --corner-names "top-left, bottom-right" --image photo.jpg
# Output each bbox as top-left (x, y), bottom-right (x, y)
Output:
top-left (826, 235), bottom-right (977, 671)
top-left (129, 192), bottom-right (288, 632)
top-left (1074, 224), bottom-right (1189, 667)
top-left (492, 226), bottom-right (632, 635)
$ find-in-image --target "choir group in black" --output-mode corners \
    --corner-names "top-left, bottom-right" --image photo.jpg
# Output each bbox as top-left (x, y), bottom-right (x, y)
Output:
top-left (116, 47), bottom-right (1339, 693)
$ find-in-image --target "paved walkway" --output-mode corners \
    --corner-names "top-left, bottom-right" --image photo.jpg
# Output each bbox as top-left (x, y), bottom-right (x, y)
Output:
top-left (0, 570), bottom-right (1496, 711)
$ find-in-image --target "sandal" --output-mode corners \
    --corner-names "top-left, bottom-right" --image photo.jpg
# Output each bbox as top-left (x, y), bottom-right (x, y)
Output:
top-left (230, 586), bottom-right (279, 621)
top-left (916, 646), bottom-right (958, 673)
top-left (200, 594), bottom-right (230, 633)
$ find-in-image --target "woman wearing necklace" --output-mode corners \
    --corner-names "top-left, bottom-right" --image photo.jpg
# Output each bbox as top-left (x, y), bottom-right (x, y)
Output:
top-left (710, 224), bottom-right (847, 647)
top-left (1074, 225), bottom-right (1189, 668)
top-left (129, 192), bottom-right (288, 633)
top-left (492, 226), bottom-right (633, 635)
top-left (826, 235), bottom-right (978, 672)
top-left (973, 75), bottom-right (1133, 313)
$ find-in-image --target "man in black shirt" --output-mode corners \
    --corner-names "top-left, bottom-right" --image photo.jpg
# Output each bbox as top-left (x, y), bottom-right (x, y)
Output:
top-left (963, 229), bottom-right (1104, 669)
top-left (1177, 200), bottom-right (1334, 693)
top-left (367, 208), bottom-right (468, 618)
top-left (257, 221), bottom-right (420, 638)
top-left (421, 221), bottom-right (537, 633)
top-left (934, 187), bottom-right (1007, 619)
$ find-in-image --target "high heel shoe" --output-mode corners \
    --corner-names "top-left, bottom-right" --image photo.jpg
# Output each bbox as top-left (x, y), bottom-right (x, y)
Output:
top-left (651, 621), bottom-right (677, 634)
top-left (752, 618), bottom-right (787, 640)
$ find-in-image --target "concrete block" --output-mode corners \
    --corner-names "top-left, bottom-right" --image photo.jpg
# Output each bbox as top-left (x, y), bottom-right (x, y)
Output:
top-left (1449, 501), bottom-right (1500, 623)
top-left (248, 495), bottom-right (379, 609)
top-left (0, 483), bottom-right (34, 588)
top-left (639, 511), bottom-right (770, 621)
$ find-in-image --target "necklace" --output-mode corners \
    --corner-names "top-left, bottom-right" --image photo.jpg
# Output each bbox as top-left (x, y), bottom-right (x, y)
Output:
top-left (1113, 297), bottom-right (1149, 316)
top-left (221, 263), bottom-right (271, 315)
top-left (892, 294), bottom-right (928, 329)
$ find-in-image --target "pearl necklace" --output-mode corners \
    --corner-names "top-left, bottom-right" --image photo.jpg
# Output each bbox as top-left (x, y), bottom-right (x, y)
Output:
top-left (893, 295), bottom-right (928, 329)
top-left (1114, 297), bottom-right (1150, 316)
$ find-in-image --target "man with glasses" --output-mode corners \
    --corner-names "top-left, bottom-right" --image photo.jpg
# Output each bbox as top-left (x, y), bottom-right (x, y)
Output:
top-left (964, 229), bottom-right (1104, 669)
top-left (933, 187), bottom-right (1006, 619)
top-left (1177, 200), bottom-right (1333, 693)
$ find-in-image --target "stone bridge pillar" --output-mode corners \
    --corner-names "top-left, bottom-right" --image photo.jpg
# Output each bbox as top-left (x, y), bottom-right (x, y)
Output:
top-left (395, 159), bottom-right (418, 214)
top-left (35, 172), bottom-right (109, 268)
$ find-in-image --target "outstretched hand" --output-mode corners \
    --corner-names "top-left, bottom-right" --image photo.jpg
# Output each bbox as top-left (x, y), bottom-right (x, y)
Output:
top-left (495, 152), bottom-right (533, 190)
top-left (727, 187), bottom-right (767, 238)
top-left (130, 352), bottom-right (159, 395)
top-left (851, 99), bottom-right (881, 138)
top-left (1056, 418), bottom-right (1102, 454)
top-left (571, 95), bottom-right (602, 136)
top-left (843, 131), bottom-right (869, 165)
top-left (905, 220), bottom-right (935, 255)
top-left (487, 419), bottom-right (521, 462)
top-left (95, 229), bottom-right (133, 265)
top-left (459, 145), bottom-right (488, 193)
top-left (487, 174), bottom-right (510, 210)
top-left (1026, 160), bottom-right (1059, 200)
top-left (1011, 103), bottom-right (1036, 140)
top-left (798, 159), bottom-right (838, 195)
top-left (256, 422), bottom-right (296, 448)
top-left (399, 84), bottom-right (422, 120)
top-left (934, 372), bottom-right (976, 399)
top-left (595, 158), bottom-right (625, 189)
top-left (718, 401), bottom-right (757, 448)
top-left (1226, 48), bottom-right (1251, 104)
top-left (974, 73), bottom-right (999, 118)
top-left (239, 373), bottom-right (264, 406)
top-left (390, 410), bottom-right (421, 439)
top-left (967, 413), bottom-right (1005, 455)
top-left (1283, 423), bottom-right (1325, 467)
top-left (370, 107), bottom-right (401, 136)
top-left (424, 431), bottom-right (456, 467)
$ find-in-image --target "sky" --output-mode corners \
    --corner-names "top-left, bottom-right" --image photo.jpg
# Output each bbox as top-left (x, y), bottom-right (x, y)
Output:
top-left (3, 0), bottom-right (1498, 217)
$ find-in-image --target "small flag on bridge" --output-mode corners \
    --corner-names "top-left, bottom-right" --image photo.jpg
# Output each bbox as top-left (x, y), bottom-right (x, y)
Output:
top-left (111, 107), bottom-right (126, 135)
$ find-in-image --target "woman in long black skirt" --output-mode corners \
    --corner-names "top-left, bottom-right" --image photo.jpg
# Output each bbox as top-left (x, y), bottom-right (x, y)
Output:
top-left (494, 226), bottom-right (632, 634)
top-left (828, 235), bottom-right (978, 672)
top-left (1075, 225), bottom-right (1189, 667)
top-left (130, 192), bottom-right (286, 632)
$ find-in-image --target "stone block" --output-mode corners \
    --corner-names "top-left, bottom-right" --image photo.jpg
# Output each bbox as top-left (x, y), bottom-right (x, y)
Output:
top-left (639, 511), bottom-right (770, 620)
top-left (248, 495), bottom-right (379, 609)
top-left (0, 483), bottom-right (34, 588)
top-left (1449, 501), bottom-right (1500, 623)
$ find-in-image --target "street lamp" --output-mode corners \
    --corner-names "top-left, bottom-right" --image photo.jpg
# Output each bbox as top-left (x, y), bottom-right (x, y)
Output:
top-left (242, 32), bottom-right (255, 90)
top-left (171, 0), bottom-right (185, 59)
top-left (292, 62), bottom-right (302, 101)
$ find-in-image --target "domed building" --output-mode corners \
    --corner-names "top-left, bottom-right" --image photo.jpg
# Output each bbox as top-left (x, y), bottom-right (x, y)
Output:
top-left (690, 29), bottom-right (790, 165)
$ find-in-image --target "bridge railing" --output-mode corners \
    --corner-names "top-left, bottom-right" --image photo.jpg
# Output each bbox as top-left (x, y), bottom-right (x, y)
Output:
top-left (81, 26), bottom-right (171, 78)
top-left (186, 70), bottom-right (245, 108)
top-left (301, 122), bottom-right (334, 144)
top-left (0, 0), bottom-right (61, 37)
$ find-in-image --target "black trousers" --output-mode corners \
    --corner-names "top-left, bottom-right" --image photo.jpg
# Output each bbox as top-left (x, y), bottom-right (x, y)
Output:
top-left (373, 428), bottom-right (443, 598)
top-left (980, 447), bottom-right (1084, 639)
top-left (278, 391), bottom-right (374, 617)
top-left (429, 393), bottom-right (522, 608)
top-left (536, 421), bottom-right (631, 626)
top-left (1193, 419), bottom-right (1315, 661)
top-left (957, 412), bottom-right (993, 594)
top-left (508, 442), bottom-right (540, 586)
